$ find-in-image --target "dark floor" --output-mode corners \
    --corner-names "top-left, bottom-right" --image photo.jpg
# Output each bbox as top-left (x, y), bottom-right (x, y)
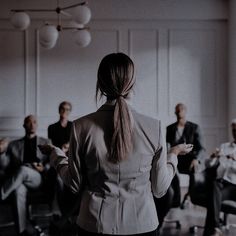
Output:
top-left (0, 199), bottom-right (236, 236)
top-left (161, 201), bottom-right (236, 236)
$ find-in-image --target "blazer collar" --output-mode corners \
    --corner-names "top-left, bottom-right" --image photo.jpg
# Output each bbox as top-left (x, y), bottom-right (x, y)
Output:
top-left (97, 103), bottom-right (134, 112)
top-left (97, 104), bottom-right (115, 111)
top-left (173, 121), bottom-right (190, 128)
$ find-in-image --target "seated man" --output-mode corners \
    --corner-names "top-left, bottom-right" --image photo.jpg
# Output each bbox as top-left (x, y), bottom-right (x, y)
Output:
top-left (203, 119), bottom-right (236, 236)
top-left (0, 115), bottom-right (54, 236)
top-left (155, 103), bottom-right (205, 231)
top-left (167, 103), bottom-right (204, 174)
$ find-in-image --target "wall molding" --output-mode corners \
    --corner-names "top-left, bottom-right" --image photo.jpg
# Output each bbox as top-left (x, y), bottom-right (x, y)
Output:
top-left (167, 28), bottom-right (219, 120)
top-left (0, 28), bottom-right (28, 118)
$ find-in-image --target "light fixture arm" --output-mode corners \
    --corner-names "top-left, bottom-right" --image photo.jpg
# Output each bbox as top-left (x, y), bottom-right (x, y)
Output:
top-left (60, 26), bottom-right (90, 31)
top-left (11, 1), bottom-right (87, 13)
top-left (61, 1), bottom-right (87, 11)
top-left (11, 9), bottom-right (56, 13)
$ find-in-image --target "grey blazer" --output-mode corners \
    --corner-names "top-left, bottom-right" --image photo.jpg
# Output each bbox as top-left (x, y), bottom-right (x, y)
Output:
top-left (0, 136), bottom-right (51, 172)
top-left (51, 105), bottom-right (178, 235)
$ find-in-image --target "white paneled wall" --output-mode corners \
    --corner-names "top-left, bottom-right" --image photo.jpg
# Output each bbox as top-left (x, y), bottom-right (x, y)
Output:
top-left (0, 0), bottom-right (228, 156)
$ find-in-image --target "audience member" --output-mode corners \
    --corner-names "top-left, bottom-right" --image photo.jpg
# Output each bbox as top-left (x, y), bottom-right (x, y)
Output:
top-left (48, 101), bottom-right (72, 149)
top-left (48, 101), bottom-right (77, 230)
top-left (167, 103), bottom-right (204, 173)
top-left (155, 103), bottom-right (205, 231)
top-left (39, 52), bottom-right (193, 236)
top-left (0, 115), bottom-right (53, 236)
top-left (203, 119), bottom-right (236, 236)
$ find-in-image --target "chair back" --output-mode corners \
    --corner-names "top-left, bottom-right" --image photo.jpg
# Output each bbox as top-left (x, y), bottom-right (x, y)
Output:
top-left (189, 170), bottom-right (208, 207)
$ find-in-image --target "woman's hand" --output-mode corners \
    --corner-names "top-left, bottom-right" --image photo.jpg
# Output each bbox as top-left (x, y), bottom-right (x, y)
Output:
top-left (62, 142), bottom-right (70, 154)
top-left (32, 162), bottom-right (44, 172)
top-left (38, 144), bottom-right (55, 156)
top-left (210, 148), bottom-right (220, 158)
top-left (0, 138), bottom-right (9, 154)
top-left (170, 144), bottom-right (193, 156)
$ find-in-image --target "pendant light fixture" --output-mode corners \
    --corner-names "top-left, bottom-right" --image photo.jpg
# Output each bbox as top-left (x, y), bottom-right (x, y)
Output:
top-left (10, 1), bottom-right (92, 49)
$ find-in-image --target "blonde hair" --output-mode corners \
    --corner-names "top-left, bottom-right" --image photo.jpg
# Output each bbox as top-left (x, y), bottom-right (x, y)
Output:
top-left (96, 53), bottom-right (135, 163)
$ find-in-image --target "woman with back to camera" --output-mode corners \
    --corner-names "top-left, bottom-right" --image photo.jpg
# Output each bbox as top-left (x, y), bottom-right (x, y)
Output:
top-left (39, 52), bottom-right (192, 236)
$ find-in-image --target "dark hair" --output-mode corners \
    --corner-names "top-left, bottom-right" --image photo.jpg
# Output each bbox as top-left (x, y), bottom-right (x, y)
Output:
top-left (58, 101), bottom-right (72, 113)
top-left (24, 114), bottom-right (36, 125)
top-left (175, 103), bottom-right (187, 110)
top-left (96, 53), bottom-right (135, 163)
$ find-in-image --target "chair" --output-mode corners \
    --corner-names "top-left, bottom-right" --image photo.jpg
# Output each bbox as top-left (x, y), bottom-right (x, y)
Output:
top-left (221, 200), bottom-right (236, 229)
top-left (26, 168), bottom-right (57, 235)
top-left (0, 195), bottom-right (16, 231)
top-left (188, 170), bottom-right (236, 233)
top-left (27, 188), bottom-right (55, 220)
top-left (163, 174), bottom-right (181, 229)
top-left (154, 174), bottom-right (181, 233)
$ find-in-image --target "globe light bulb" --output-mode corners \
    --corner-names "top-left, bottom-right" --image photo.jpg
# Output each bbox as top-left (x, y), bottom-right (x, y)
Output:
top-left (71, 5), bottom-right (91, 25)
top-left (39, 25), bottom-right (59, 48)
top-left (11, 12), bottom-right (30, 30)
top-left (74, 29), bottom-right (91, 47)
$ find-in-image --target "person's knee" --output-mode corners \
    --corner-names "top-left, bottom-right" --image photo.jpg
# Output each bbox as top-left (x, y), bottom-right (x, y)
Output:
top-left (15, 184), bottom-right (27, 198)
top-left (16, 166), bottom-right (29, 179)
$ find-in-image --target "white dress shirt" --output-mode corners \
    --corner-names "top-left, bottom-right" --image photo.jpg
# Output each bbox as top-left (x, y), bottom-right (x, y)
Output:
top-left (207, 142), bottom-right (236, 185)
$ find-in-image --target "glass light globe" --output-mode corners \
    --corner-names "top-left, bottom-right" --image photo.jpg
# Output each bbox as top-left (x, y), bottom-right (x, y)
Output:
top-left (74, 29), bottom-right (91, 47)
top-left (39, 25), bottom-right (59, 44)
top-left (11, 12), bottom-right (30, 30)
top-left (71, 5), bottom-right (91, 25)
top-left (40, 40), bottom-right (57, 49)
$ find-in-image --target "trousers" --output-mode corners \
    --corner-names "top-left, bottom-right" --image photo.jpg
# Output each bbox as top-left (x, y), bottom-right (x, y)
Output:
top-left (204, 179), bottom-right (236, 234)
top-left (1, 166), bottom-right (41, 233)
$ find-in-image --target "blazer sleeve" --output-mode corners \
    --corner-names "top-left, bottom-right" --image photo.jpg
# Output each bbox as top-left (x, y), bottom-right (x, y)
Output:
top-left (193, 125), bottom-right (205, 160)
top-left (151, 121), bottom-right (178, 198)
top-left (0, 152), bottom-right (10, 170)
top-left (166, 125), bottom-right (171, 146)
top-left (41, 138), bottom-right (53, 170)
top-left (48, 125), bottom-right (52, 140)
top-left (50, 122), bottom-right (82, 194)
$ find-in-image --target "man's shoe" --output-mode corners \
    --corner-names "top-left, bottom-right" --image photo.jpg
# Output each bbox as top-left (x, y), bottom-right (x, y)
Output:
top-left (210, 227), bottom-right (223, 236)
top-left (34, 225), bottom-right (46, 236)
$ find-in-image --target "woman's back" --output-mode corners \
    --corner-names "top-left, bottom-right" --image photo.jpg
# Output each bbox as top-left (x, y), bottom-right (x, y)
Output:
top-left (72, 104), bottom-right (163, 234)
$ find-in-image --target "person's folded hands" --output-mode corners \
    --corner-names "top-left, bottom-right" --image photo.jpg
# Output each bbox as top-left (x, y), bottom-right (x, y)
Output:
top-left (38, 144), bottom-right (55, 156)
top-left (0, 138), bottom-right (9, 154)
top-left (170, 143), bottom-right (193, 156)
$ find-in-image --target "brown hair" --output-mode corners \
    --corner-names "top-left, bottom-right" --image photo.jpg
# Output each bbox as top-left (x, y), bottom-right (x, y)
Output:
top-left (96, 53), bottom-right (135, 163)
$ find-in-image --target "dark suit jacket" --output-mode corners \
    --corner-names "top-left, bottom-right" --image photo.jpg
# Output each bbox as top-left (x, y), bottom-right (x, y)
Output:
top-left (166, 121), bottom-right (204, 173)
top-left (0, 136), bottom-right (51, 174)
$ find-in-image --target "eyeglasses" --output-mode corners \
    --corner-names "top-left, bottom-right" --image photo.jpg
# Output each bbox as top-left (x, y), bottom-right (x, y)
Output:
top-left (61, 107), bottom-right (71, 112)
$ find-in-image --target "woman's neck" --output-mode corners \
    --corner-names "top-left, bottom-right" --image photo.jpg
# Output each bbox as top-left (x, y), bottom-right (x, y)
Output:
top-left (60, 118), bottom-right (68, 128)
top-left (105, 98), bottom-right (133, 106)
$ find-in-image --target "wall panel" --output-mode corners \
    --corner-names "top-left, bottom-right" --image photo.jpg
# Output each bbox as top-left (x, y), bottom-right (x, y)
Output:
top-left (168, 29), bottom-right (217, 119)
top-left (129, 29), bottom-right (159, 118)
top-left (0, 29), bottom-right (27, 118)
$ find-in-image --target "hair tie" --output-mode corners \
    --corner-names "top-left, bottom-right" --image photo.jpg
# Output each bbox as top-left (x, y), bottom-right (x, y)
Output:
top-left (117, 94), bottom-right (125, 98)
